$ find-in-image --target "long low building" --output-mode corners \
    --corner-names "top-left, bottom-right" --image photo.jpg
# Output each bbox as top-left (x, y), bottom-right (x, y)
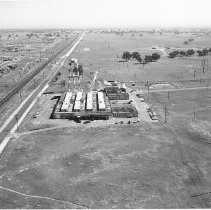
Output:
top-left (97, 92), bottom-right (106, 111)
top-left (75, 91), bottom-right (83, 101)
top-left (86, 92), bottom-right (93, 111)
top-left (73, 100), bottom-right (81, 112)
top-left (61, 92), bottom-right (72, 112)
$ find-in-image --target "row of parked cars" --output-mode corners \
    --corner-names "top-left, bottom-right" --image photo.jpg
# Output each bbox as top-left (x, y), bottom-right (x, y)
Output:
top-left (136, 93), bottom-right (158, 121)
top-left (115, 119), bottom-right (140, 125)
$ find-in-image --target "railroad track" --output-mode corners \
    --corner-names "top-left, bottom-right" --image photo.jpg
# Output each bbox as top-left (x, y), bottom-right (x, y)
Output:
top-left (0, 32), bottom-right (86, 155)
top-left (0, 35), bottom-right (78, 108)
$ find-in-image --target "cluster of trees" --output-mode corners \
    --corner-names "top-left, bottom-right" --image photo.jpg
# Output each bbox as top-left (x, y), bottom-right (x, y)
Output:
top-left (122, 51), bottom-right (161, 64)
top-left (26, 33), bottom-right (39, 39)
top-left (168, 48), bottom-right (211, 58)
top-left (183, 38), bottom-right (194, 45)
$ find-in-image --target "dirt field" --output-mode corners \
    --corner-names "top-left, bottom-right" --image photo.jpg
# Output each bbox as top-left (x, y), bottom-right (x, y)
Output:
top-left (149, 88), bottom-right (211, 144)
top-left (0, 122), bottom-right (211, 208)
top-left (1, 31), bottom-right (211, 208)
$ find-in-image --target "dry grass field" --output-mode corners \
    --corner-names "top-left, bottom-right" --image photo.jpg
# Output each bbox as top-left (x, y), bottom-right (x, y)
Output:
top-left (0, 31), bottom-right (211, 208)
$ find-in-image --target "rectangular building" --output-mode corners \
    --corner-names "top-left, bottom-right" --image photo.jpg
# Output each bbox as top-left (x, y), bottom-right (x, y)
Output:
top-left (97, 92), bottom-right (106, 111)
top-left (75, 91), bottom-right (83, 101)
top-left (73, 100), bottom-right (81, 112)
top-left (61, 92), bottom-right (72, 112)
top-left (86, 92), bottom-right (93, 111)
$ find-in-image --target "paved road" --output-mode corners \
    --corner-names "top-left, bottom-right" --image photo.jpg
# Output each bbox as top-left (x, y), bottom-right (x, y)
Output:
top-left (147, 86), bottom-right (211, 93)
top-left (0, 32), bottom-right (86, 156)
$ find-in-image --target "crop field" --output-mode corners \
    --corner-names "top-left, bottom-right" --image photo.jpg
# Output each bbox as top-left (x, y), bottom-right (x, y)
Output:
top-left (0, 31), bottom-right (211, 208)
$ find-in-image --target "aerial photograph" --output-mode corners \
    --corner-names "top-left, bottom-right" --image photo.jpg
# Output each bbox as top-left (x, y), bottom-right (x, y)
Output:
top-left (0, 0), bottom-right (211, 208)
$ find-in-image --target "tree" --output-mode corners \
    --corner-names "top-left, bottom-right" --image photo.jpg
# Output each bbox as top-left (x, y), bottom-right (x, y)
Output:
top-left (78, 65), bottom-right (83, 76)
top-left (132, 52), bottom-right (140, 60)
top-left (168, 50), bottom-right (180, 58)
top-left (151, 53), bottom-right (161, 61)
top-left (61, 80), bottom-right (66, 87)
top-left (197, 50), bottom-right (203, 56)
top-left (136, 56), bottom-right (142, 63)
top-left (202, 48), bottom-right (209, 56)
top-left (122, 51), bottom-right (132, 61)
top-left (186, 49), bottom-right (195, 56)
top-left (179, 51), bottom-right (186, 57)
top-left (168, 52), bottom-right (176, 58)
top-left (144, 55), bottom-right (153, 63)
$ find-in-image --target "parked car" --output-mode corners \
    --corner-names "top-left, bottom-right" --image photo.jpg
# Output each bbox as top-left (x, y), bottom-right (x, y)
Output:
top-left (136, 93), bottom-right (142, 98)
top-left (83, 120), bottom-right (91, 124)
top-left (149, 111), bottom-right (158, 120)
top-left (128, 100), bottom-right (133, 104)
top-left (140, 98), bottom-right (145, 102)
top-left (120, 121), bottom-right (124, 124)
top-left (146, 107), bottom-right (152, 112)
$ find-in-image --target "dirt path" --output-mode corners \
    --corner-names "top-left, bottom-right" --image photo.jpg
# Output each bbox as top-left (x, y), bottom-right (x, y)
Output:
top-left (0, 185), bottom-right (87, 208)
top-left (148, 86), bottom-right (211, 93)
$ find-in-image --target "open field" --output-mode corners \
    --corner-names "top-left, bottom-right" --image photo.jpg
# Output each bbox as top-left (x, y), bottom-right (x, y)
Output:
top-left (0, 31), bottom-right (211, 208)
top-left (0, 30), bottom-right (75, 98)
top-left (149, 89), bottom-right (211, 143)
top-left (71, 32), bottom-right (211, 83)
top-left (1, 123), bottom-right (211, 208)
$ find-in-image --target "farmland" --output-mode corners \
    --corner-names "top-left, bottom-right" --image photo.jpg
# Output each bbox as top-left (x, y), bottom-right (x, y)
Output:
top-left (0, 30), bottom-right (211, 208)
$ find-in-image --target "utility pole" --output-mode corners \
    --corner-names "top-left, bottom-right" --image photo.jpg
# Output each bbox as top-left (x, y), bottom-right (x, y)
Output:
top-left (147, 81), bottom-right (149, 100)
top-left (167, 91), bottom-right (170, 101)
top-left (207, 59), bottom-right (209, 71)
top-left (193, 110), bottom-right (196, 121)
top-left (164, 106), bottom-right (167, 123)
top-left (202, 60), bottom-right (205, 75)
top-left (194, 69), bottom-right (196, 78)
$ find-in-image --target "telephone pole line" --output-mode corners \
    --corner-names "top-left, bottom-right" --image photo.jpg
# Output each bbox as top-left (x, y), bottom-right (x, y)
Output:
top-left (164, 106), bottom-right (167, 123)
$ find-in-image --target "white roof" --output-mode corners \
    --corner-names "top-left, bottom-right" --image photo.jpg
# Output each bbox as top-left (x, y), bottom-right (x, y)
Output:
top-left (97, 92), bottom-right (105, 110)
top-left (75, 91), bottom-right (83, 101)
top-left (61, 92), bottom-right (72, 111)
top-left (70, 58), bottom-right (78, 63)
top-left (86, 92), bottom-right (93, 110)
top-left (74, 100), bottom-right (81, 110)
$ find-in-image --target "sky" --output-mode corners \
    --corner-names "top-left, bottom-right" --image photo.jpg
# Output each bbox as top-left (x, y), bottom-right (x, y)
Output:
top-left (0, 0), bottom-right (211, 29)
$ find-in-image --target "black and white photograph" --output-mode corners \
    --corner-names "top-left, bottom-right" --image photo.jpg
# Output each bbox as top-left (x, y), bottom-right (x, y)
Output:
top-left (0, 0), bottom-right (211, 208)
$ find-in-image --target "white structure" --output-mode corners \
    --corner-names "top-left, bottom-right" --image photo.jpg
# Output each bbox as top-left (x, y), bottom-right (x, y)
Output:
top-left (75, 91), bottom-right (83, 101)
top-left (86, 92), bottom-right (93, 111)
top-left (70, 58), bottom-right (78, 63)
top-left (73, 100), bottom-right (81, 112)
top-left (61, 92), bottom-right (72, 112)
top-left (97, 92), bottom-right (106, 111)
